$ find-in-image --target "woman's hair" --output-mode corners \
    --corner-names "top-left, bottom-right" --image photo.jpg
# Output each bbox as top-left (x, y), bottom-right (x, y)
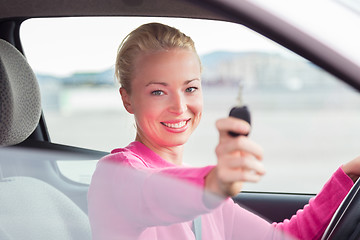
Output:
top-left (115, 22), bottom-right (199, 94)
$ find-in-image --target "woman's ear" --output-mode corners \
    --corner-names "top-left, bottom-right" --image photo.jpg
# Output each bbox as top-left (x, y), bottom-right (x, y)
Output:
top-left (119, 87), bottom-right (134, 114)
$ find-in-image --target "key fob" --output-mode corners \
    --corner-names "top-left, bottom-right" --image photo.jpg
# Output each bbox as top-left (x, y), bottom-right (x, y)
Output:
top-left (228, 106), bottom-right (251, 137)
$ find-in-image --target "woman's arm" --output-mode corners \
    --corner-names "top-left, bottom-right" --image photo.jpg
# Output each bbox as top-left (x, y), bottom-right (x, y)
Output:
top-left (223, 166), bottom-right (354, 240)
top-left (272, 166), bottom-right (354, 239)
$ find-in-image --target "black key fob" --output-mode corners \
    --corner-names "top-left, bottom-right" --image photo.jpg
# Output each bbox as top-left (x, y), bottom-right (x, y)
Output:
top-left (228, 106), bottom-right (251, 137)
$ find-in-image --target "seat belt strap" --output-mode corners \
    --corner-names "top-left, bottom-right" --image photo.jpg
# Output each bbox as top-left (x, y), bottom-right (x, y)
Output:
top-left (193, 216), bottom-right (202, 240)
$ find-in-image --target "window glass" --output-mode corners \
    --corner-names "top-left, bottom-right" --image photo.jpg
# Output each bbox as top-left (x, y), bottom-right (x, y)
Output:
top-left (20, 17), bottom-right (360, 193)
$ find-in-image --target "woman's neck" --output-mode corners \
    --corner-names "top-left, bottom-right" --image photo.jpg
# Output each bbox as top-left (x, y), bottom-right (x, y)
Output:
top-left (135, 135), bottom-right (184, 165)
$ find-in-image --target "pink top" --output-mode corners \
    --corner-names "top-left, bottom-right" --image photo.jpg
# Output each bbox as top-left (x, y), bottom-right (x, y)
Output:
top-left (88, 141), bottom-right (353, 240)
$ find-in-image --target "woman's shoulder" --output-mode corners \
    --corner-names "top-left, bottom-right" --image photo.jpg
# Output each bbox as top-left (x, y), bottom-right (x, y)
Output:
top-left (100, 142), bottom-right (150, 169)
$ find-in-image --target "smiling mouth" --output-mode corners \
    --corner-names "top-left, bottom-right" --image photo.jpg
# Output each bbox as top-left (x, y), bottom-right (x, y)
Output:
top-left (161, 119), bottom-right (190, 129)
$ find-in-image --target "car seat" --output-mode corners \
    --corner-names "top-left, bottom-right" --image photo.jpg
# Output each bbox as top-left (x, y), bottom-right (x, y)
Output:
top-left (0, 39), bottom-right (91, 240)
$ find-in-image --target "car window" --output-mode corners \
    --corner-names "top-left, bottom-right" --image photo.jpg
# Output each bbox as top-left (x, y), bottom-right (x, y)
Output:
top-left (20, 17), bottom-right (360, 193)
top-left (250, 0), bottom-right (360, 68)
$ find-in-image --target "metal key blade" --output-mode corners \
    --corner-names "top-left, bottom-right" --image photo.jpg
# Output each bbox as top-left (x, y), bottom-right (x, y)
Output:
top-left (228, 82), bottom-right (251, 137)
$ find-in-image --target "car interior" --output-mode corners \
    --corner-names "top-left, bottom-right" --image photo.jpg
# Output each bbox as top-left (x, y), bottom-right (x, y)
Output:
top-left (1, 0), bottom-right (360, 239)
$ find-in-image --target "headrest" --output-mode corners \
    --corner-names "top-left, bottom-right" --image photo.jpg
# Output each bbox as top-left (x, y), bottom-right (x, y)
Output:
top-left (0, 39), bottom-right (41, 146)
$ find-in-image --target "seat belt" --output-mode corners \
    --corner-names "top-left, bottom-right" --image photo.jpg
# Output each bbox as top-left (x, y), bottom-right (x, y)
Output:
top-left (193, 216), bottom-right (202, 240)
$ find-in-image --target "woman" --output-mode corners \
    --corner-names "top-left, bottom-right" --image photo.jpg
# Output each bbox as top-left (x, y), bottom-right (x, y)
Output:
top-left (88, 22), bottom-right (360, 239)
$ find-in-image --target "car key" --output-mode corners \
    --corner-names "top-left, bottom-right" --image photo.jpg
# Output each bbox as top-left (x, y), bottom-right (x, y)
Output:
top-left (228, 83), bottom-right (251, 137)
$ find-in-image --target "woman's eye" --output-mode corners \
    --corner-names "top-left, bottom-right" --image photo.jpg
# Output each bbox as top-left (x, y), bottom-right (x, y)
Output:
top-left (151, 90), bottom-right (164, 96)
top-left (185, 87), bottom-right (197, 93)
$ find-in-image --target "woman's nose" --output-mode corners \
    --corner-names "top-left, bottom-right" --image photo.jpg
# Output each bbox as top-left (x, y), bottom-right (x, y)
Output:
top-left (168, 93), bottom-right (187, 114)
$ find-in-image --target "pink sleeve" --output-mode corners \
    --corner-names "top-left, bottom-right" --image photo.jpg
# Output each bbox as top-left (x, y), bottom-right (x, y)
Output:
top-left (88, 153), bottom-right (224, 239)
top-left (110, 160), bottom-right (222, 228)
top-left (221, 199), bottom-right (283, 239)
top-left (272, 166), bottom-right (354, 239)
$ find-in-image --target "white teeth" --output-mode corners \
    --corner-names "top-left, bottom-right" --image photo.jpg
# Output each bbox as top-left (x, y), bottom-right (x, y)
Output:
top-left (162, 121), bottom-right (187, 129)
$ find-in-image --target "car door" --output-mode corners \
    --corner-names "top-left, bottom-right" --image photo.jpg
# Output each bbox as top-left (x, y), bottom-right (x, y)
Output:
top-left (1, 0), bottom-right (360, 237)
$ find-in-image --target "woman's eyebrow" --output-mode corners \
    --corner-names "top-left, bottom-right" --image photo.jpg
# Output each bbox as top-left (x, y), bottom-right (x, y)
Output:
top-left (184, 78), bottom-right (201, 85)
top-left (145, 81), bottom-right (168, 87)
top-left (145, 78), bottom-right (200, 87)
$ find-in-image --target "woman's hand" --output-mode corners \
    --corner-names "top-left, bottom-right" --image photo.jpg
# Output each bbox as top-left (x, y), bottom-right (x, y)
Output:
top-left (342, 156), bottom-right (360, 183)
top-left (205, 117), bottom-right (265, 197)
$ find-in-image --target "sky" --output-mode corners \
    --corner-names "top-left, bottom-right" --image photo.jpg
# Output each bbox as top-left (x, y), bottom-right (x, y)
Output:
top-left (20, 0), bottom-right (360, 77)
top-left (20, 17), bottom-right (285, 77)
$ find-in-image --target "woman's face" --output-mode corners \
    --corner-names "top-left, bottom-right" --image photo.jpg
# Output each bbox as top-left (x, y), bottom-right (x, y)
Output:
top-left (121, 48), bottom-right (203, 149)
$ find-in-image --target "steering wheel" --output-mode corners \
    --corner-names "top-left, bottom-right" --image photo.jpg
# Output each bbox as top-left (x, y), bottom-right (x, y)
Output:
top-left (321, 177), bottom-right (360, 240)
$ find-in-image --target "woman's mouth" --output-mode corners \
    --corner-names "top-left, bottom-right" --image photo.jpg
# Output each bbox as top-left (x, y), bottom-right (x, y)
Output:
top-left (161, 119), bottom-right (190, 129)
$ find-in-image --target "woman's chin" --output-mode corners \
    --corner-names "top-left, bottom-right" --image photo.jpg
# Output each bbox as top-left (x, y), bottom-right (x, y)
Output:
top-left (159, 136), bottom-right (190, 148)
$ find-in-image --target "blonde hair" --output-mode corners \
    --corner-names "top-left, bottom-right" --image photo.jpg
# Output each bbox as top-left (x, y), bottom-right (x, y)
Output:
top-left (115, 22), bottom-right (199, 94)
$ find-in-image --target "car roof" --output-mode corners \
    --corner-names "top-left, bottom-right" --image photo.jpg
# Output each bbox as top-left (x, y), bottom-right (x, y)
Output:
top-left (0, 0), bottom-right (226, 20)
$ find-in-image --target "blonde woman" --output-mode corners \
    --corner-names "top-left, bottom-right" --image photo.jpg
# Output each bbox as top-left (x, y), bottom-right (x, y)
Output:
top-left (88, 22), bottom-right (360, 240)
